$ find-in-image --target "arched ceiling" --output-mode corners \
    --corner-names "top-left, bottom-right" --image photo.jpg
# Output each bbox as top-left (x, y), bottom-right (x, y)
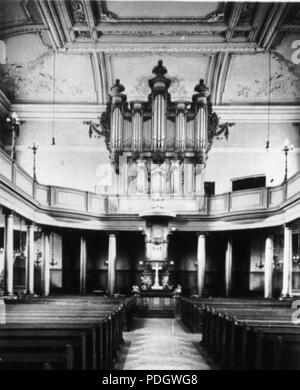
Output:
top-left (0, 1), bottom-right (299, 106)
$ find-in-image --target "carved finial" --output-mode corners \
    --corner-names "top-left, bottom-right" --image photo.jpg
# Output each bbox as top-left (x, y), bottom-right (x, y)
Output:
top-left (111, 79), bottom-right (125, 96)
top-left (194, 79), bottom-right (209, 96)
top-left (152, 60), bottom-right (168, 76)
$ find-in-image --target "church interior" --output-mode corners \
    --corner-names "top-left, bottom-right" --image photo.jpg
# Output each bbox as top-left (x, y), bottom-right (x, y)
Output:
top-left (0, 0), bottom-right (300, 371)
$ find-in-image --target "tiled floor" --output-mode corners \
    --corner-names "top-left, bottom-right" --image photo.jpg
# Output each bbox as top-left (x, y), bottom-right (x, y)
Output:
top-left (114, 317), bottom-right (217, 370)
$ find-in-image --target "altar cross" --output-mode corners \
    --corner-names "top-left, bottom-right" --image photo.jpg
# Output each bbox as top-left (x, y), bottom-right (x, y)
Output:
top-left (152, 262), bottom-right (163, 289)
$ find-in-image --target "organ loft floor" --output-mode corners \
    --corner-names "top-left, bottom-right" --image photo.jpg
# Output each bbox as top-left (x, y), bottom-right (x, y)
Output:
top-left (114, 317), bottom-right (218, 370)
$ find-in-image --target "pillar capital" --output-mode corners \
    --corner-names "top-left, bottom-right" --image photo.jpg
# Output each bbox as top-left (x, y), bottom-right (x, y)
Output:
top-left (25, 220), bottom-right (35, 227)
top-left (196, 232), bottom-right (207, 237)
top-left (265, 230), bottom-right (274, 238)
top-left (2, 208), bottom-right (14, 217)
top-left (40, 226), bottom-right (52, 236)
top-left (107, 232), bottom-right (118, 238)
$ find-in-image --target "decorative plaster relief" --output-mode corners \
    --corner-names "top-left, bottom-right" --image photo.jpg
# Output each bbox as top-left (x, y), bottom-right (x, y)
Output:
top-left (111, 54), bottom-right (210, 101)
top-left (70, 1), bottom-right (87, 24)
top-left (223, 52), bottom-right (300, 103)
top-left (0, 35), bottom-right (96, 102)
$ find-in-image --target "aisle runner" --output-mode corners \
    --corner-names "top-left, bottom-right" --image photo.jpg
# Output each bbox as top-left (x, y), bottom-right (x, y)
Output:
top-left (114, 318), bottom-right (216, 370)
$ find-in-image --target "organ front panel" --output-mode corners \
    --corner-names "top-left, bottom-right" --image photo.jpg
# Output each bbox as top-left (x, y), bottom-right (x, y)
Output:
top-left (101, 60), bottom-right (220, 196)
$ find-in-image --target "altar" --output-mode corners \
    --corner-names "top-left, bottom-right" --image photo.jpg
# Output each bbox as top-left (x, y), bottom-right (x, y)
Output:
top-left (134, 292), bottom-right (176, 316)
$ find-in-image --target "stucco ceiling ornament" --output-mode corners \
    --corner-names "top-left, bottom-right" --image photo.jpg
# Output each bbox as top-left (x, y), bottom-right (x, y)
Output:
top-left (100, 11), bottom-right (119, 22)
top-left (71, 1), bottom-right (87, 24)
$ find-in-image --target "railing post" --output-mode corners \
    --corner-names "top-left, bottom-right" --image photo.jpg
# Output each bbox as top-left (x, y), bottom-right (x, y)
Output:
top-left (49, 186), bottom-right (57, 206)
top-left (283, 181), bottom-right (288, 201)
top-left (85, 191), bottom-right (90, 212)
top-left (32, 181), bottom-right (36, 200)
top-left (11, 160), bottom-right (16, 184)
top-left (225, 193), bottom-right (231, 212)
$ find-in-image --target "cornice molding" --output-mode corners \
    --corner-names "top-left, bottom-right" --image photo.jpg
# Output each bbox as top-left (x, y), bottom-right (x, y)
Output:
top-left (10, 103), bottom-right (105, 121)
top-left (9, 103), bottom-right (300, 123)
top-left (214, 105), bottom-right (300, 123)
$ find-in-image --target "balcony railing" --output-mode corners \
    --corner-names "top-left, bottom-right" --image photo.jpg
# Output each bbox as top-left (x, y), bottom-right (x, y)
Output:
top-left (0, 147), bottom-right (298, 216)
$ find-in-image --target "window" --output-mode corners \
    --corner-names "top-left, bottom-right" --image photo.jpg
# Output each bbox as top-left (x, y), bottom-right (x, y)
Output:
top-left (204, 181), bottom-right (215, 196)
top-left (232, 175), bottom-right (266, 192)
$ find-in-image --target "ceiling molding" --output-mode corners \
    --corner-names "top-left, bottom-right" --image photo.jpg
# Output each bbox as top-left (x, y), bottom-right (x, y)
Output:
top-left (37, 0), bottom-right (65, 49)
top-left (54, 0), bottom-right (74, 43)
top-left (1, 2), bottom-right (293, 52)
top-left (226, 2), bottom-right (244, 41)
top-left (248, 3), bottom-right (270, 43)
top-left (32, 1), bottom-right (287, 53)
top-left (97, 52), bottom-right (110, 103)
top-left (210, 52), bottom-right (231, 105)
top-left (90, 52), bottom-right (102, 104)
top-left (0, 24), bottom-right (48, 40)
top-left (257, 2), bottom-right (288, 50)
top-left (61, 41), bottom-right (260, 54)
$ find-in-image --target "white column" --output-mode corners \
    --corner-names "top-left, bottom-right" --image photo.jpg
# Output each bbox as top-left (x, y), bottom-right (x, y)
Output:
top-left (282, 226), bottom-right (293, 297)
top-left (264, 235), bottom-right (274, 299)
top-left (225, 239), bottom-right (233, 297)
top-left (108, 233), bottom-right (117, 296)
top-left (26, 223), bottom-right (35, 295)
top-left (197, 234), bottom-right (206, 297)
top-left (42, 232), bottom-right (51, 296)
top-left (80, 236), bottom-right (87, 295)
top-left (4, 211), bottom-right (14, 295)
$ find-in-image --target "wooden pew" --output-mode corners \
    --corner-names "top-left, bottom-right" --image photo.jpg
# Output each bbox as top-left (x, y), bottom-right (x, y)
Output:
top-left (0, 343), bottom-right (74, 370)
top-left (200, 302), bottom-right (300, 370)
top-left (0, 297), bottom-right (129, 370)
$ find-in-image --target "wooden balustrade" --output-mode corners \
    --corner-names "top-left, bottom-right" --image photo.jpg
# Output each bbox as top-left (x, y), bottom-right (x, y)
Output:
top-left (1, 147), bottom-right (300, 217)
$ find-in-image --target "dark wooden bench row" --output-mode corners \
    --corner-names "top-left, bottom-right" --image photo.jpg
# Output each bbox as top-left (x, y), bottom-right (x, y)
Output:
top-left (0, 296), bottom-right (135, 370)
top-left (179, 297), bottom-right (291, 333)
top-left (6, 296), bottom-right (135, 332)
top-left (201, 304), bottom-right (300, 370)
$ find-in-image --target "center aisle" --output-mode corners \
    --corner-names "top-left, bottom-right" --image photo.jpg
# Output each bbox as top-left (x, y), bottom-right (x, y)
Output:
top-left (114, 318), bottom-right (217, 370)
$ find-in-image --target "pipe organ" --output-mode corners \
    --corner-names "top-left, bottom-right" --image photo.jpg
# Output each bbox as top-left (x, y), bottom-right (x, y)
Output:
top-left (101, 60), bottom-right (220, 196)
